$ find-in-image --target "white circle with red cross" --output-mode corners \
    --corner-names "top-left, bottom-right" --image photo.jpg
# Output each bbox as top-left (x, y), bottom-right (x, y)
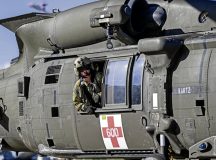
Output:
top-left (100, 114), bottom-right (128, 150)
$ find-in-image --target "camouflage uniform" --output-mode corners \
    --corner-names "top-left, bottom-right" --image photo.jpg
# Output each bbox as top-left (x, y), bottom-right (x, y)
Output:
top-left (73, 72), bottom-right (103, 111)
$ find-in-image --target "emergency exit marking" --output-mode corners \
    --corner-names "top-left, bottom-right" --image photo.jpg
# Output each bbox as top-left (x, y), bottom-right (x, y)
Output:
top-left (100, 114), bottom-right (128, 150)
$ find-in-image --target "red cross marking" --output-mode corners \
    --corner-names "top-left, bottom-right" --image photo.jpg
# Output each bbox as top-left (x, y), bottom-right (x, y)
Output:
top-left (102, 116), bottom-right (123, 148)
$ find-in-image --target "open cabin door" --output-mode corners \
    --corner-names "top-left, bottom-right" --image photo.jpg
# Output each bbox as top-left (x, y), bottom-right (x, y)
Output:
top-left (76, 53), bottom-right (154, 151)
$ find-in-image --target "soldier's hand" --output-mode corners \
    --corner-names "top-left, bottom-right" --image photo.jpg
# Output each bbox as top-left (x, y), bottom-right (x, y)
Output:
top-left (81, 105), bottom-right (95, 114)
top-left (85, 106), bottom-right (95, 114)
top-left (92, 93), bottom-right (100, 104)
top-left (80, 82), bottom-right (88, 92)
top-left (80, 81), bottom-right (86, 88)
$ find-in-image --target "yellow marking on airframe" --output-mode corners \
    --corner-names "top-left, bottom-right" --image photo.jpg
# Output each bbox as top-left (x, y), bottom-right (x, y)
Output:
top-left (102, 115), bottom-right (106, 120)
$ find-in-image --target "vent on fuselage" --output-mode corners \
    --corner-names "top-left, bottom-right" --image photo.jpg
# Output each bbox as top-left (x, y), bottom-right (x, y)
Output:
top-left (19, 101), bottom-right (24, 116)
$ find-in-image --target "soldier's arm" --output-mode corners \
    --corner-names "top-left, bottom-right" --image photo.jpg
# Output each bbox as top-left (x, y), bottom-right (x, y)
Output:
top-left (73, 94), bottom-right (86, 111)
top-left (97, 72), bottom-right (103, 88)
top-left (92, 92), bottom-right (101, 104)
top-left (72, 82), bottom-right (86, 111)
top-left (92, 72), bottom-right (103, 104)
top-left (73, 84), bottom-right (95, 113)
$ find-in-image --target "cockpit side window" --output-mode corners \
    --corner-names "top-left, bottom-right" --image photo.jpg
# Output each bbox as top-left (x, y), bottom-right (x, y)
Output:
top-left (131, 54), bottom-right (145, 105)
top-left (105, 59), bottom-right (129, 105)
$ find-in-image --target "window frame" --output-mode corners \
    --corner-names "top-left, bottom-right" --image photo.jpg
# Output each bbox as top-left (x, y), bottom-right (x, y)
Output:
top-left (102, 57), bottom-right (133, 110)
top-left (44, 65), bottom-right (63, 85)
top-left (79, 53), bottom-right (145, 114)
top-left (130, 54), bottom-right (145, 111)
top-left (17, 76), bottom-right (30, 98)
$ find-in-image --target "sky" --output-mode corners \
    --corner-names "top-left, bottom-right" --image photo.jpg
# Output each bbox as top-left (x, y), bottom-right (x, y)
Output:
top-left (0, 0), bottom-right (94, 68)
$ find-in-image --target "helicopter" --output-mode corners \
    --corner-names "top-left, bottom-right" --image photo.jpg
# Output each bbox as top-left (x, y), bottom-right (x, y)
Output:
top-left (0, 0), bottom-right (216, 159)
top-left (27, 2), bottom-right (48, 13)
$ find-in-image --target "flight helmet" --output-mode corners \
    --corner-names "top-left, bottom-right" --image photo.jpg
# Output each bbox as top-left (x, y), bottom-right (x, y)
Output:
top-left (74, 57), bottom-right (93, 76)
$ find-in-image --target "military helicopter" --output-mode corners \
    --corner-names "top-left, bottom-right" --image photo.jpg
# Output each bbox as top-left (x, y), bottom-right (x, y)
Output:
top-left (0, 0), bottom-right (216, 159)
top-left (27, 2), bottom-right (48, 13)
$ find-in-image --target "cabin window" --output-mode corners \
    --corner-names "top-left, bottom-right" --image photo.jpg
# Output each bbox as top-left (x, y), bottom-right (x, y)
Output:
top-left (17, 77), bottom-right (30, 98)
top-left (105, 59), bottom-right (129, 104)
top-left (45, 65), bottom-right (62, 84)
top-left (46, 65), bottom-right (62, 74)
top-left (131, 55), bottom-right (145, 105)
top-left (18, 81), bottom-right (24, 95)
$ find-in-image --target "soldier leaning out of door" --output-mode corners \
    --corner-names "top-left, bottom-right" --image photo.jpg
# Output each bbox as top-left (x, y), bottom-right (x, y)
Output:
top-left (73, 56), bottom-right (103, 114)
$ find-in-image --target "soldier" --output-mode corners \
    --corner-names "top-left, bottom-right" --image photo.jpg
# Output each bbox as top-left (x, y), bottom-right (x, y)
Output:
top-left (73, 57), bottom-right (102, 113)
